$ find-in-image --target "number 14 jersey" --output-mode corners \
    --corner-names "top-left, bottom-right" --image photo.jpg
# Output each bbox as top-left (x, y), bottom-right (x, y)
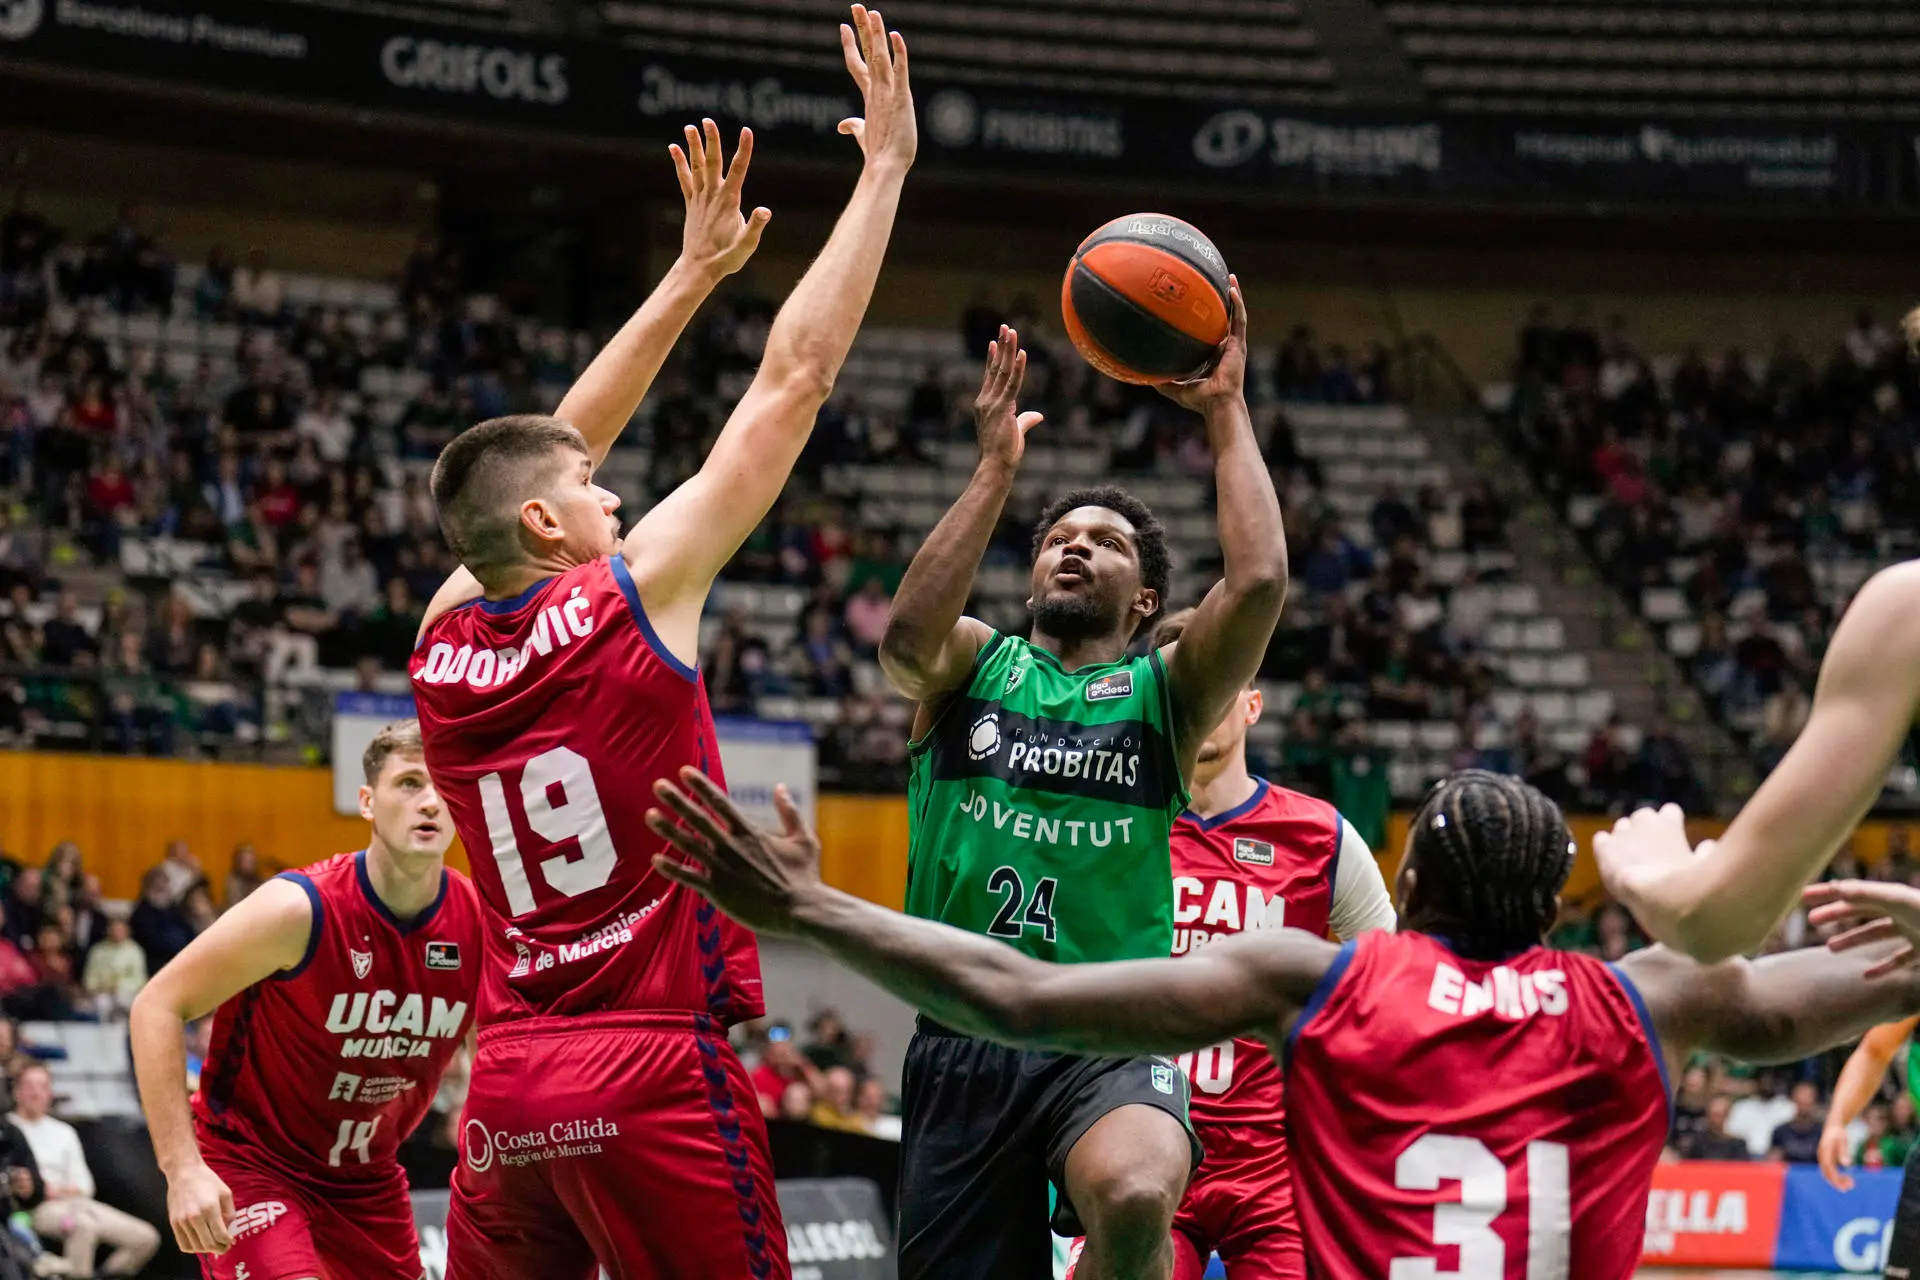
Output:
top-left (412, 557), bottom-right (765, 1027)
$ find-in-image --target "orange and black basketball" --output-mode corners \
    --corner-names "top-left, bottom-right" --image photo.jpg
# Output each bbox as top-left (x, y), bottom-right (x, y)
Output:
top-left (1061, 213), bottom-right (1232, 385)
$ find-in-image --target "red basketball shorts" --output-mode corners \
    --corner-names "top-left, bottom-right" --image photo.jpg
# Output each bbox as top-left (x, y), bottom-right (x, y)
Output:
top-left (1172, 1121), bottom-right (1304, 1280)
top-left (445, 1011), bottom-right (787, 1280)
top-left (196, 1129), bottom-right (420, 1280)
top-left (1065, 1120), bottom-right (1303, 1280)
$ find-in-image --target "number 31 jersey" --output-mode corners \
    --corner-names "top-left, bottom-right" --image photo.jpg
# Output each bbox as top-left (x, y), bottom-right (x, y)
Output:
top-left (412, 557), bottom-right (765, 1027)
top-left (1282, 931), bottom-right (1670, 1280)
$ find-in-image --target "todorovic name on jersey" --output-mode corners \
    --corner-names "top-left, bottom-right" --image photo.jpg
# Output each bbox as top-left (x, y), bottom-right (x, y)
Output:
top-left (324, 990), bottom-right (469, 1059)
top-left (1171, 875), bottom-right (1286, 953)
top-left (932, 700), bottom-right (1180, 809)
top-left (1426, 960), bottom-right (1569, 1022)
top-left (413, 586), bottom-right (597, 692)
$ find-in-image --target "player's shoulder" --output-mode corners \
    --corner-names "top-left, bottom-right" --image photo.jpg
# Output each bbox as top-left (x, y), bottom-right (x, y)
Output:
top-left (286, 849), bottom-right (361, 890)
top-left (419, 558), bottom-right (621, 638)
top-left (1847, 559), bottom-right (1920, 636)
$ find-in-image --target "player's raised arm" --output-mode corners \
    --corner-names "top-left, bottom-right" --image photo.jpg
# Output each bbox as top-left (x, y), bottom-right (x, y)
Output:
top-left (623, 4), bottom-right (916, 661)
top-left (1621, 939), bottom-right (1920, 1086)
top-left (1595, 561), bottom-right (1920, 963)
top-left (419, 119), bottom-right (771, 634)
top-left (1154, 279), bottom-right (1289, 773)
top-left (1818, 1016), bottom-right (1916, 1189)
top-left (878, 327), bottom-right (1036, 703)
top-left (129, 878), bottom-right (314, 1255)
top-left (646, 768), bottom-right (1338, 1056)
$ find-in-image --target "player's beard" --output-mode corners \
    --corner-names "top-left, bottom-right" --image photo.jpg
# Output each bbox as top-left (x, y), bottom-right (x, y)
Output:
top-left (1032, 590), bottom-right (1121, 642)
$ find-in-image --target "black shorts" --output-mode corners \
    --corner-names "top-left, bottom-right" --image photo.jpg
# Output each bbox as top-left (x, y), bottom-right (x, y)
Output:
top-left (1888, 1135), bottom-right (1920, 1279)
top-left (895, 1016), bottom-right (1201, 1280)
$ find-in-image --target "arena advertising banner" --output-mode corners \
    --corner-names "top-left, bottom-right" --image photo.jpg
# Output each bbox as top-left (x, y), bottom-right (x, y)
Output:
top-left (0, 0), bottom-right (1914, 206)
top-left (332, 690), bottom-right (417, 816)
top-left (1641, 1161), bottom-right (1904, 1273)
top-left (412, 1178), bottom-right (893, 1280)
top-left (713, 715), bottom-right (819, 832)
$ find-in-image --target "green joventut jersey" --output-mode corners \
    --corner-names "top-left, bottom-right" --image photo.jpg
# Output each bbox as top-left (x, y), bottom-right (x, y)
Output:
top-left (907, 632), bottom-right (1189, 964)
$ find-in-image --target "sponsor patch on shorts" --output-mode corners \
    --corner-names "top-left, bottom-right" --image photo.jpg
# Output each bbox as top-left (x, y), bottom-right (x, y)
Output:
top-left (1150, 1063), bottom-right (1176, 1095)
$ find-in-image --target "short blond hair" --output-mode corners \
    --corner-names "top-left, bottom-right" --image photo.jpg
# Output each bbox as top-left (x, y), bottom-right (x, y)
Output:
top-left (1903, 306), bottom-right (1920, 356)
top-left (363, 719), bottom-right (424, 785)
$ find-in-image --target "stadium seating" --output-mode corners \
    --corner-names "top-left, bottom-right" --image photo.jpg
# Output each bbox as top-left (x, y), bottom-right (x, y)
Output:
top-left (1379, 0), bottom-right (1920, 116)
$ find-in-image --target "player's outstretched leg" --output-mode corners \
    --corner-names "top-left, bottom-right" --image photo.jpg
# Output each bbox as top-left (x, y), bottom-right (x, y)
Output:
top-left (1886, 1134), bottom-right (1920, 1279)
top-left (1061, 1105), bottom-right (1193, 1280)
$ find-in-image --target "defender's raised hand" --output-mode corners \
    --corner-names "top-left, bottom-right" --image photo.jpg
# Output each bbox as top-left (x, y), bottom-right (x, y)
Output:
top-left (838, 5), bottom-right (916, 170)
top-left (647, 768), bottom-right (825, 936)
top-left (1805, 879), bottom-right (1920, 976)
top-left (1158, 274), bottom-right (1248, 411)
top-left (974, 325), bottom-right (1044, 471)
top-left (670, 118), bottom-right (772, 284)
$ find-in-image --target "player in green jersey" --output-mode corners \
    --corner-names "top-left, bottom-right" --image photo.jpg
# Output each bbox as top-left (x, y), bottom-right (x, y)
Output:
top-left (876, 282), bottom-right (1287, 1280)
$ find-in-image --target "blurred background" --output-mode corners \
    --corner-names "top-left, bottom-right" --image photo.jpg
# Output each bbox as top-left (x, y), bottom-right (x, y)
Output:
top-left (0, 0), bottom-right (1916, 1273)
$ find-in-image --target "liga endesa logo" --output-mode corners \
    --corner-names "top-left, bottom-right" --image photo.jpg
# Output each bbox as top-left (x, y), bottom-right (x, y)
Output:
top-left (462, 1117), bottom-right (618, 1173)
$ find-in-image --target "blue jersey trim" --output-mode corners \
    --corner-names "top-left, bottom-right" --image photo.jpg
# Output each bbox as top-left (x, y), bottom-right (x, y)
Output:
top-left (1607, 961), bottom-right (1674, 1128)
top-left (609, 555), bottom-right (698, 683)
top-left (476, 576), bottom-right (554, 615)
top-left (1182, 777), bottom-right (1270, 833)
top-left (275, 872), bottom-right (324, 981)
top-left (1283, 937), bottom-right (1358, 1066)
top-left (355, 849), bottom-right (449, 936)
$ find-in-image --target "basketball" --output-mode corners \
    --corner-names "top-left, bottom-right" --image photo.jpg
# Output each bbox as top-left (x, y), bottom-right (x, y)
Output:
top-left (1060, 213), bottom-right (1233, 385)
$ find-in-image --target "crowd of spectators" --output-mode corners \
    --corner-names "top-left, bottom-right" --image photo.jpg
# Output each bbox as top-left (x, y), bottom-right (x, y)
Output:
top-left (733, 1010), bottom-right (898, 1141)
top-left (1504, 303), bottom-right (1919, 791)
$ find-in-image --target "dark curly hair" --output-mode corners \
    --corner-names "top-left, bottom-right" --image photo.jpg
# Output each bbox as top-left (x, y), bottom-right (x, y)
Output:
top-left (1406, 770), bottom-right (1575, 960)
top-left (1031, 486), bottom-right (1172, 627)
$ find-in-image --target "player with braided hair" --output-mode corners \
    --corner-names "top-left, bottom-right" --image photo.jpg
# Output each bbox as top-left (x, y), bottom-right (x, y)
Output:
top-left (647, 765), bottom-right (1920, 1279)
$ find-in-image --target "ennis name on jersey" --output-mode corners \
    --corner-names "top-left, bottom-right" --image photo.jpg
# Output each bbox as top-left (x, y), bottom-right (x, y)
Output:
top-left (194, 851), bottom-right (482, 1180)
top-left (907, 633), bottom-right (1187, 964)
top-left (411, 557), bottom-right (764, 1025)
top-left (1283, 932), bottom-right (1668, 1279)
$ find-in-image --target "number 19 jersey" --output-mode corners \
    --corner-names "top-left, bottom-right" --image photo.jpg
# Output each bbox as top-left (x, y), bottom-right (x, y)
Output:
top-left (1282, 931), bottom-right (1670, 1280)
top-left (412, 557), bottom-right (765, 1027)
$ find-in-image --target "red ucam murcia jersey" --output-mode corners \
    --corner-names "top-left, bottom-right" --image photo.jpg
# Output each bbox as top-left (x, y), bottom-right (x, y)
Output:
top-left (410, 557), bottom-right (765, 1027)
top-left (193, 851), bottom-right (483, 1183)
top-left (1169, 778), bottom-right (1388, 1129)
top-left (1282, 932), bottom-right (1670, 1280)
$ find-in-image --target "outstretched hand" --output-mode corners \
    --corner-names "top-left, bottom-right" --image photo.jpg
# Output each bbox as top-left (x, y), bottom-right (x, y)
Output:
top-left (974, 324), bottom-right (1044, 470)
top-left (838, 5), bottom-right (916, 170)
top-left (1591, 804), bottom-right (1703, 932)
top-left (671, 119), bottom-right (772, 284)
top-left (1804, 879), bottom-right (1920, 976)
top-left (1158, 274), bottom-right (1247, 410)
top-left (646, 768), bottom-right (825, 937)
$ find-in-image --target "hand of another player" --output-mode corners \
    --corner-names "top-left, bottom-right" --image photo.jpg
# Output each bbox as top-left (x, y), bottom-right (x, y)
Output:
top-left (647, 768), bottom-right (823, 936)
top-left (838, 5), bottom-right (916, 171)
top-left (974, 325), bottom-right (1044, 471)
top-left (1591, 804), bottom-right (1704, 939)
top-left (166, 1158), bottom-right (235, 1254)
top-left (1818, 1124), bottom-right (1856, 1191)
top-left (1157, 274), bottom-right (1247, 411)
top-left (1804, 879), bottom-right (1920, 976)
top-left (671, 118), bottom-right (772, 284)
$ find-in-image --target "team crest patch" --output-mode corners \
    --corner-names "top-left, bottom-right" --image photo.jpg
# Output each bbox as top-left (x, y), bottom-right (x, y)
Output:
top-left (350, 949), bottom-right (373, 980)
top-left (1004, 659), bottom-right (1026, 696)
top-left (1233, 838), bottom-right (1275, 867)
top-left (426, 942), bottom-right (462, 971)
top-left (1084, 670), bottom-right (1133, 702)
top-left (1150, 1063), bottom-right (1176, 1096)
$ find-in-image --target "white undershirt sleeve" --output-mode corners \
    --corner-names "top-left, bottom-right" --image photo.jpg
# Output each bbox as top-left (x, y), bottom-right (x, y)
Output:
top-left (1327, 817), bottom-right (1397, 941)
